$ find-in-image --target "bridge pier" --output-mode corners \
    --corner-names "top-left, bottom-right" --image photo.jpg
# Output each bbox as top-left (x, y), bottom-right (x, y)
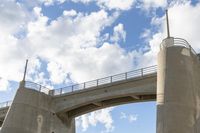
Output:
top-left (156, 37), bottom-right (200, 133)
top-left (0, 87), bottom-right (75, 133)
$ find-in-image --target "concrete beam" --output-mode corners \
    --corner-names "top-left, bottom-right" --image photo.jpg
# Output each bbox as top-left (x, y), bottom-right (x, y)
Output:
top-left (53, 73), bottom-right (157, 116)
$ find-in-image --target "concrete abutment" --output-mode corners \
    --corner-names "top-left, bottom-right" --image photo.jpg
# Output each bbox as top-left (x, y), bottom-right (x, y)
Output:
top-left (0, 87), bottom-right (75, 133)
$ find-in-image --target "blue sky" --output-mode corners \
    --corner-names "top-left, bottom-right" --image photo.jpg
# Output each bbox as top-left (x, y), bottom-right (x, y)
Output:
top-left (1, 0), bottom-right (200, 132)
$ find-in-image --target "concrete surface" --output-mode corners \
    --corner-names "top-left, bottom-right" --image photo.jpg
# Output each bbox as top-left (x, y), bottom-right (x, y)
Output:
top-left (0, 88), bottom-right (75, 133)
top-left (0, 72), bottom-right (156, 133)
top-left (156, 37), bottom-right (200, 133)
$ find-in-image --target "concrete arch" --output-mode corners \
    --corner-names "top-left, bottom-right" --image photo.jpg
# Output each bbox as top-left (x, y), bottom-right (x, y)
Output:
top-left (0, 72), bottom-right (156, 133)
top-left (53, 73), bottom-right (156, 119)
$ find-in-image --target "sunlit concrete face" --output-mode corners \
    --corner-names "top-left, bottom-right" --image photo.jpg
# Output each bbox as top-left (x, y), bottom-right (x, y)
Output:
top-left (156, 37), bottom-right (200, 133)
top-left (0, 72), bottom-right (156, 133)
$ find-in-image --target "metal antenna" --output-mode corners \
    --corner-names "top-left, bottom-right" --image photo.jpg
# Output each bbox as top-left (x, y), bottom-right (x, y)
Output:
top-left (22, 59), bottom-right (28, 81)
top-left (166, 9), bottom-right (170, 38)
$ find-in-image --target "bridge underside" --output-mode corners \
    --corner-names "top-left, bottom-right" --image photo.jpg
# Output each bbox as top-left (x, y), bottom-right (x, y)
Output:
top-left (53, 74), bottom-right (157, 121)
top-left (66, 94), bottom-right (156, 118)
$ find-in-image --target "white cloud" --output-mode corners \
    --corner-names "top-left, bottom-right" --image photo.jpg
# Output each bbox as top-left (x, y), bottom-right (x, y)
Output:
top-left (0, 0), bottom-right (28, 35)
top-left (120, 112), bottom-right (138, 123)
top-left (0, 78), bottom-right (9, 91)
top-left (63, 10), bottom-right (77, 16)
top-left (24, 9), bottom-right (134, 84)
top-left (129, 114), bottom-right (138, 122)
top-left (76, 108), bottom-right (114, 132)
top-left (0, 2), bottom-right (134, 90)
top-left (120, 112), bottom-right (127, 119)
top-left (138, 0), bottom-right (167, 10)
top-left (110, 23), bottom-right (126, 43)
top-left (167, 2), bottom-right (200, 51)
top-left (97, 0), bottom-right (135, 10)
top-left (36, 0), bottom-right (135, 11)
top-left (47, 61), bottom-right (68, 84)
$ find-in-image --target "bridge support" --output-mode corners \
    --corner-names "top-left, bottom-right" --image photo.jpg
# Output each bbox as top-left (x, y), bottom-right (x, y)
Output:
top-left (0, 87), bottom-right (75, 133)
top-left (156, 38), bottom-right (200, 133)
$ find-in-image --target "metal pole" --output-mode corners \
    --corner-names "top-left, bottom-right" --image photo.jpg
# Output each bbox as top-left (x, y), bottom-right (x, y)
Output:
top-left (166, 9), bottom-right (170, 38)
top-left (23, 59), bottom-right (28, 81)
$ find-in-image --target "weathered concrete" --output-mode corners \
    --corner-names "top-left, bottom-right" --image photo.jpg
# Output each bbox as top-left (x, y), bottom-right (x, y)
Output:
top-left (0, 87), bottom-right (75, 133)
top-left (54, 73), bottom-right (156, 118)
top-left (156, 37), bottom-right (200, 133)
top-left (0, 73), bottom-right (157, 133)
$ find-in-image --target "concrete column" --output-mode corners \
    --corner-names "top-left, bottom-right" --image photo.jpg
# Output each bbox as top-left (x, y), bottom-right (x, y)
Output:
top-left (0, 87), bottom-right (75, 133)
top-left (156, 37), bottom-right (200, 133)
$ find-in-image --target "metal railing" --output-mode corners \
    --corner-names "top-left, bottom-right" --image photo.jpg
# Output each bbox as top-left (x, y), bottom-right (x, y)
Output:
top-left (24, 81), bottom-right (50, 95)
top-left (52, 65), bottom-right (157, 96)
top-left (161, 37), bottom-right (197, 55)
top-left (0, 101), bottom-right (12, 109)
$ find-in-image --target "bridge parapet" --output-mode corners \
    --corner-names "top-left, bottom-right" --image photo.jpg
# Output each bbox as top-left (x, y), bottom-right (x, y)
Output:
top-left (21, 65), bottom-right (157, 96)
top-left (160, 37), bottom-right (197, 55)
top-left (51, 65), bottom-right (157, 96)
top-left (24, 81), bottom-right (51, 95)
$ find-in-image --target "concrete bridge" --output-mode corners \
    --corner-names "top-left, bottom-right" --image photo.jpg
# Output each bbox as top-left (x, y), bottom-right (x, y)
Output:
top-left (0, 37), bottom-right (200, 133)
top-left (0, 65), bottom-right (157, 128)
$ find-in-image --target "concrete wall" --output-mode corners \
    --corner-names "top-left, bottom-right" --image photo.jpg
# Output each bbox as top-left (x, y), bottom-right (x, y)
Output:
top-left (157, 38), bottom-right (200, 133)
top-left (0, 87), bottom-right (75, 133)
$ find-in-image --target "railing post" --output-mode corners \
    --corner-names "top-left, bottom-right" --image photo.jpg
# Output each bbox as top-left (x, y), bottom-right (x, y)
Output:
top-left (84, 82), bottom-right (86, 89)
top-left (111, 76), bottom-right (112, 83)
top-left (141, 68), bottom-right (143, 76)
top-left (125, 72), bottom-right (127, 79)
top-left (72, 85), bottom-right (74, 92)
top-left (48, 90), bottom-right (54, 96)
top-left (39, 85), bottom-right (42, 92)
top-left (60, 88), bottom-right (63, 94)
top-left (97, 79), bottom-right (99, 86)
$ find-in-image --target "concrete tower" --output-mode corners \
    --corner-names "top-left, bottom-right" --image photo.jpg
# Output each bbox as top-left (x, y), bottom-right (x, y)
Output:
top-left (156, 10), bottom-right (200, 133)
top-left (0, 84), bottom-right (75, 133)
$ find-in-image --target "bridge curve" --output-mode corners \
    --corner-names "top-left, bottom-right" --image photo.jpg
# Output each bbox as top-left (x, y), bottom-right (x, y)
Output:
top-left (53, 73), bottom-right (156, 119)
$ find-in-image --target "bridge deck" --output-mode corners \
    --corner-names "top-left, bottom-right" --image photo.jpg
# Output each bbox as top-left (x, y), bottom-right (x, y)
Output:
top-left (0, 65), bottom-right (157, 126)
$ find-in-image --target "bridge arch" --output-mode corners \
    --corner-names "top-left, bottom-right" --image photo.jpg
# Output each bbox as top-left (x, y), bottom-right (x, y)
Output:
top-left (53, 73), bottom-right (156, 119)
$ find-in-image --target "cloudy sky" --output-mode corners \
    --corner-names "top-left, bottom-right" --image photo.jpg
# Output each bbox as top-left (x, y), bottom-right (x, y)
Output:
top-left (0, 0), bottom-right (200, 132)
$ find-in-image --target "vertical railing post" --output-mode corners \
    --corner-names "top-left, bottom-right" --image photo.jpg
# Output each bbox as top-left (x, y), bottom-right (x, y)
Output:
top-left (72, 85), bottom-right (74, 92)
top-left (141, 68), bottom-right (143, 76)
top-left (111, 76), bottom-right (112, 83)
top-left (39, 85), bottom-right (42, 92)
top-left (84, 82), bottom-right (86, 89)
top-left (60, 88), bottom-right (63, 94)
top-left (97, 79), bottom-right (99, 86)
top-left (125, 72), bottom-right (127, 79)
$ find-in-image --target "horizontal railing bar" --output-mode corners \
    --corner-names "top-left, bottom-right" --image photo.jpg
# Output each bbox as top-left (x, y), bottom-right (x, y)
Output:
top-left (51, 65), bottom-right (157, 95)
top-left (22, 65), bottom-right (158, 96)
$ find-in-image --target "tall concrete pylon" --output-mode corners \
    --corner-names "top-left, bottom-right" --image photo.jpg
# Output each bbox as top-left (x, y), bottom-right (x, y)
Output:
top-left (156, 37), bottom-right (200, 132)
top-left (0, 84), bottom-right (75, 133)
